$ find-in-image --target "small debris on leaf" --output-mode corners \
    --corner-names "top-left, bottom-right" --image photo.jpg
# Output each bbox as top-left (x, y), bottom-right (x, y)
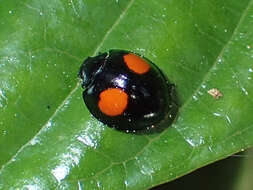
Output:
top-left (208, 88), bottom-right (223, 99)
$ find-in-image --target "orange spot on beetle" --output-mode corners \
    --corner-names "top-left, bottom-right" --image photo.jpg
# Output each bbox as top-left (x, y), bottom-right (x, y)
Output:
top-left (123, 53), bottom-right (150, 74)
top-left (98, 88), bottom-right (128, 116)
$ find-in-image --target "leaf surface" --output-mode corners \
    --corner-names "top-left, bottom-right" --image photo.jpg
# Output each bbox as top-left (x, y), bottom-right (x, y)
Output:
top-left (0, 0), bottom-right (253, 189)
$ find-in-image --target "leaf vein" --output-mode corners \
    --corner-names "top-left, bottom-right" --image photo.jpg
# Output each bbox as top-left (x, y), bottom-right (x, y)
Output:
top-left (0, 0), bottom-right (136, 174)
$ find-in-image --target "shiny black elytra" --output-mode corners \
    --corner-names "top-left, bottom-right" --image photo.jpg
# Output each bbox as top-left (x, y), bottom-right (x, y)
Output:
top-left (79, 49), bottom-right (177, 132)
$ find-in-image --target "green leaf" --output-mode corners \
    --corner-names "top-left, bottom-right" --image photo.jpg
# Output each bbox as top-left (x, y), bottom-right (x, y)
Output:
top-left (1, 0), bottom-right (253, 189)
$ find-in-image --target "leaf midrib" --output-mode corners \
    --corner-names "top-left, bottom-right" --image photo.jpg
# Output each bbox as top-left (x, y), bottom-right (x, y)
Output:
top-left (64, 0), bottom-right (253, 185)
top-left (0, 0), bottom-right (135, 173)
top-left (0, 0), bottom-right (252, 180)
top-left (62, 0), bottom-right (253, 184)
